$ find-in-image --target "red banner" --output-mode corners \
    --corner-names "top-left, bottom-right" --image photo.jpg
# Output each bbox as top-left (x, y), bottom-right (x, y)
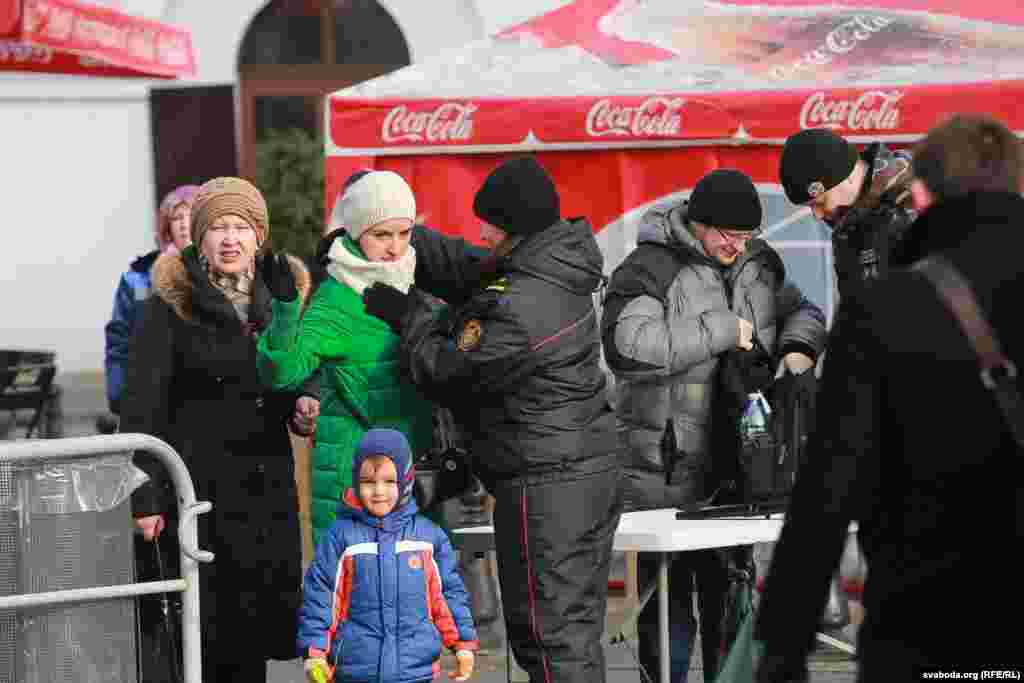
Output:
top-left (329, 96), bottom-right (747, 150)
top-left (328, 80), bottom-right (1024, 152)
top-left (0, 0), bottom-right (195, 78)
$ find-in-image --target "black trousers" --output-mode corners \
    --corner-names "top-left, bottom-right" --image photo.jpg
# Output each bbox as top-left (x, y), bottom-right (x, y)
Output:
top-left (491, 462), bottom-right (622, 683)
top-left (636, 550), bottom-right (730, 682)
top-left (622, 467), bottom-right (734, 681)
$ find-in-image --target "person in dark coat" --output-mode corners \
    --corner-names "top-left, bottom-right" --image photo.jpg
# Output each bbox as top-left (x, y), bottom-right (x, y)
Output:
top-left (121, 176), bottom-right (314, 683)
top-left (361, 157), bottom-right (623, 683)
top-left (756, 114), bottom-right (1024, 682)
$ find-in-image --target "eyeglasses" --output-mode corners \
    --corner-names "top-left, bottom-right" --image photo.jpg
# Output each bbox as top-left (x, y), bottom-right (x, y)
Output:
top-left (714, 227), bottom-right (761, 245)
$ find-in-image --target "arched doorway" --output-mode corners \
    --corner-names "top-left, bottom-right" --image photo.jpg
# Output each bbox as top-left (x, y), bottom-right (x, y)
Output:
top-left (237, 0), bottom-right (411, 179)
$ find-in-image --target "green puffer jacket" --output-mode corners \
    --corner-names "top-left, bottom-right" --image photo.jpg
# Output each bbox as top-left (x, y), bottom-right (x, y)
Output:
top-left (258, 241), bottom-right (434, 544)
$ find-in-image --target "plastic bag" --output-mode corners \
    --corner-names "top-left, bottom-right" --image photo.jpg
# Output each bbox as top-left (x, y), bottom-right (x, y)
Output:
top-left (716, 593), bottom-right (765, 679)
top-left (716, 586), bottom-right (763, 683)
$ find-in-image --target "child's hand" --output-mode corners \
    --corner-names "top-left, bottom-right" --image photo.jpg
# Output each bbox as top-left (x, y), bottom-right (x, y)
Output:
top-left (450, 650), bottom-right (474, 681)
top-left (304, 657), bottom-right (330, 683)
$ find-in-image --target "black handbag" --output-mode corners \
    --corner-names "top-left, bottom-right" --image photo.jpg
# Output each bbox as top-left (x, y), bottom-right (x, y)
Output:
top-left (733, 336), bottom-right (816, 504)
top-left (412, 406), bottom-right (474, 512)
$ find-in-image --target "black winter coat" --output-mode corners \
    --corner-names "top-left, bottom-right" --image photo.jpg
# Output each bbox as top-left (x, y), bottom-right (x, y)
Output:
top-left (755, 192), bottom-right (1024, 680)
top-left (120, 247), bottom-right (311, 663)
top-left (401, 219), bottom-right (619, 489)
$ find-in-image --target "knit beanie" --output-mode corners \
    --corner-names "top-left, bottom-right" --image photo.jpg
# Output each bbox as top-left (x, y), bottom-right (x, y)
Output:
top-left (352, 428), bottom-right (416, 510)
top-left (190, 177), bottom-right (269, 249)
top-left (473, 157), bottom-right (561, 237)
top-left (328, 170), bottom-right (416, 241)
top-left (157, 184), bottom-right (201, 252)
top-left (687, 169), bottom-right (763, 231)
top-left (780, 128), bottom-right (860, 205)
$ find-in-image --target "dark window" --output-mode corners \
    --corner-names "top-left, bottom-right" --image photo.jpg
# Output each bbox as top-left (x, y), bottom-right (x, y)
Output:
top-left (238, 0), bottom-right (410, 68)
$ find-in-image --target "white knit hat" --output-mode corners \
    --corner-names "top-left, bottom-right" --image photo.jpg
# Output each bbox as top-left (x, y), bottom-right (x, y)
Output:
top-left (328, 170), bottom-right (416, 240)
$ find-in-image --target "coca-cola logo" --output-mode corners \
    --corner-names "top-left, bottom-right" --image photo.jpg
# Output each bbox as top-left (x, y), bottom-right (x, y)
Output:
top-left (586, 97), bottom-right (684, 138)
top-left (799, 91), bottom-right (903, 131)
top-left (771, 15), bottom-right (893, 81)
top-left (381, 102), bottom-right (477, 143)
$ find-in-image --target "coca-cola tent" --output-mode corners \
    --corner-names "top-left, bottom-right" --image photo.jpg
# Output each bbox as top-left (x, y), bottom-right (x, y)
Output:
top-left (326, 0), bottom-right (1024, 323)
top-left (1, 0), bottom-right (195, 78)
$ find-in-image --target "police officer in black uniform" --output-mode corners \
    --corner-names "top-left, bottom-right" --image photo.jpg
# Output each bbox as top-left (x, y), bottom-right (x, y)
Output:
top-left (362, 157), bottom-right (622, 683)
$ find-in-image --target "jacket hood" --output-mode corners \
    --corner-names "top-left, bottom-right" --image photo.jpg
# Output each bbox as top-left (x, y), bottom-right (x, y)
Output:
top-left (637, 204), bottom-right (782, 278)
top-left (500, 218), bottom-right (606, 295)
top-left (336, 428), bottom-right (419, 531)
top-left (896, 191), bottom-right (1024, 267)
top-left (150, 246), bottom-right (310, 325)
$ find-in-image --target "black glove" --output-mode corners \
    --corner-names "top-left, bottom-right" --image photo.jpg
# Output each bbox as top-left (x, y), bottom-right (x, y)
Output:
top-left (721, 343), bottom-right (775, 404)
top-left (363, 282), bottom-right (410, 333)
top-left (768, 370), bottom-right (817, 429)
top-left (258, 250), bottom-right (298, 302)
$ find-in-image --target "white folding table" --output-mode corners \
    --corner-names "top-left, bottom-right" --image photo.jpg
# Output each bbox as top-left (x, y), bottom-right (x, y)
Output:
top-left (452, 508), bottom-right (791, 683)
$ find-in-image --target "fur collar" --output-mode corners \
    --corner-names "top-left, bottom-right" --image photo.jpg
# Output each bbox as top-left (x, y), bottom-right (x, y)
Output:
top-left (151, 251), bottom-right (311, 323)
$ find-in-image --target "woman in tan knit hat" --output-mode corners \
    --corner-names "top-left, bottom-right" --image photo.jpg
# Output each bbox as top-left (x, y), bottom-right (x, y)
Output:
top-left (120, 177), bottom-right (314, 682)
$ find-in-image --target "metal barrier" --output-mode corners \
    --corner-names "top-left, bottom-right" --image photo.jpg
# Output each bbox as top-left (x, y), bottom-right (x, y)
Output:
top-left (0, 434), bottom-right (214, 683)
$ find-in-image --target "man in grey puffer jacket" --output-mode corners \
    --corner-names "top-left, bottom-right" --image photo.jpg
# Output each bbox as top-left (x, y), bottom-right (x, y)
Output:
top-left (602, 169), bottom-right (826, 682)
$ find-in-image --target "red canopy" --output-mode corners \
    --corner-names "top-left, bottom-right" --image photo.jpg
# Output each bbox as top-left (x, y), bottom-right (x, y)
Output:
top-left (327, 0), bottom-right (1024, 153)
top-left (0, 0), bottom-right (195, 78)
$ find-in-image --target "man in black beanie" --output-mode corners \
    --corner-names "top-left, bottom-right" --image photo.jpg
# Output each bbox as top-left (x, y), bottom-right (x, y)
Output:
top-left (780, 128), bottom-right (916, 298)
top-left (602, 168), bottom-right (826, 683)
top-left (364, 156), bottom-right (623, 683)
top-left (758, 114), bottom-right (1024, 683)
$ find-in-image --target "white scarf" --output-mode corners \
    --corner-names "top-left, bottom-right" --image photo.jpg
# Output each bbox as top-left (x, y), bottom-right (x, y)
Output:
top-left (326, 238), bottom-right (417, 296)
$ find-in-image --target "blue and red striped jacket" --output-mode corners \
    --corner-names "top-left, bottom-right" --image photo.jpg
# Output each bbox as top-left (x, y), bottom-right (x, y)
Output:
top-left (297, 488), bottom-right (479, 683)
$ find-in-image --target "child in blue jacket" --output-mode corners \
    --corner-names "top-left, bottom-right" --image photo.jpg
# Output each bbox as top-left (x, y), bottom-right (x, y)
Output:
top-left (298, 428), bottom-right (478, 683)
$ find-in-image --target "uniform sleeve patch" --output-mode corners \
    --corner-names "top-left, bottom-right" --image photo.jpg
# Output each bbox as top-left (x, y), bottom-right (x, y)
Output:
top-left (456, 319), bottom-right (483, 351)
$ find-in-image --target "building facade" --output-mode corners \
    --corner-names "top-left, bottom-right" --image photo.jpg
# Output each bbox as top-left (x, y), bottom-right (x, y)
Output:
top-left (1, 0), bottom-right (569, 373)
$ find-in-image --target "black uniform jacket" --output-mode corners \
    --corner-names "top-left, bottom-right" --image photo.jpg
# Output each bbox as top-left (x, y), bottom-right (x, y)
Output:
top-left (401, 218), bottom-right (618, 487)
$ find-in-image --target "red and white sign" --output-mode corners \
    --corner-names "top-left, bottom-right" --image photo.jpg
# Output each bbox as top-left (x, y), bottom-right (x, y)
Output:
top-left (381, 102), bottom-right (479, 143)
top-left (0, 0), bottom-right (195, 78)
top-left (585, 97), bottom-right (685, 138)
top-left (798, 90), bottom-right (903, 132)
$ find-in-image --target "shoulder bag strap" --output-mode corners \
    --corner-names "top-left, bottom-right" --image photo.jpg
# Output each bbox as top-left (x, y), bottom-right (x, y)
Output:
top-left (913, 255), bottom-right (1024, 448)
